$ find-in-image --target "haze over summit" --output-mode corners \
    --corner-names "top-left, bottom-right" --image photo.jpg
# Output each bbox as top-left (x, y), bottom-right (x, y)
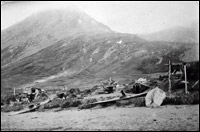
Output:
top-left (1, 1), bottom-right (199, 34)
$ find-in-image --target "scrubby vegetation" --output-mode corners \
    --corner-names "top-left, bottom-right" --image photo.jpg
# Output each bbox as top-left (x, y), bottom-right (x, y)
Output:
top-left (1, 95), bottom-right (17, 105)
top-left (1, 77), bottom-right (199, 113)
top-left (163, 91), bottom-right (199, 105)
top-left (1, 103), bottom-right (24, 112)
top-left (78, 98), bottom-right (98, 109)
top-left (43, 98), bottom-right (63, 109)
top-left (116, 97), bottom-right (145, 107)
top-left (60, 99), bottom-right (82, 108)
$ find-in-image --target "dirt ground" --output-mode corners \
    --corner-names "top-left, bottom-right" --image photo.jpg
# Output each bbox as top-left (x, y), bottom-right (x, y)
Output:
top-left (1, 105), bottom-right (199, 131)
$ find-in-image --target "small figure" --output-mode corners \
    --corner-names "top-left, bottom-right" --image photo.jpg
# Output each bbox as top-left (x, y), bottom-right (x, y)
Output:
top-left (120, 90), bottom-right (126, 98)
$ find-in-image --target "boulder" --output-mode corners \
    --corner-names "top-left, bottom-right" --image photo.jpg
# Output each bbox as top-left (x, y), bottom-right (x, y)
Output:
top-left (145, 87), bottom-right (166, 107)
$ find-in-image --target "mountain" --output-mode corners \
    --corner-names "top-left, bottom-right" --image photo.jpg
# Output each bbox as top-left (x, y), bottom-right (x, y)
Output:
top-left (138, 23), bottom-right (199, 43)
top-left (1, 9), bottom-right (198, 95)
top-left (1, 9), bottom-right (112, 67)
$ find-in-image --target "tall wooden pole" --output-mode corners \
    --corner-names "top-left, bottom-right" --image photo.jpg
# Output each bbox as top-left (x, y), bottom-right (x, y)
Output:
top-left (14, 87), bottom-right (16, 96)
top-left (184, 64), bottom-right (188, 94)
top-left (168, 58), bottom-right (171, 94)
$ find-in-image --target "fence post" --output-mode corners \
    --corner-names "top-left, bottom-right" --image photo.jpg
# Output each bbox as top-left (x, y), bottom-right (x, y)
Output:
top-left (184, 64), bottom-right (188, 94)
top-left (14, 87), bottom-right (16, 96)
top-left (168, 58), bottom-right (171, 94)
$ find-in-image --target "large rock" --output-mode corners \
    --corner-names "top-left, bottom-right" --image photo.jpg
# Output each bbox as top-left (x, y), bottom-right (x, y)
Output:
top-left (145, 87), bottom-right (166, 107)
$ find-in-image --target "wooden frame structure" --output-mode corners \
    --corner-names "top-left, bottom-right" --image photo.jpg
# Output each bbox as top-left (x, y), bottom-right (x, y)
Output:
top-left (167, 59), bottom-right (193, 94)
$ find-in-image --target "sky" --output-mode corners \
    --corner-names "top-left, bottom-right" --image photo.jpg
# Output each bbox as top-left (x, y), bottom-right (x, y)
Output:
top-left (1, 1), bottom-right (199, 34)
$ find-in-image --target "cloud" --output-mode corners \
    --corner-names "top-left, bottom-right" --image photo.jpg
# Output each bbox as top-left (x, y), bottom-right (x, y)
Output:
top-left (1, 1), bottom-right (199, 34)
top-left (1, 1), bottom-right (27, 6)
top-left (1, 1), bottom-right (15, 5)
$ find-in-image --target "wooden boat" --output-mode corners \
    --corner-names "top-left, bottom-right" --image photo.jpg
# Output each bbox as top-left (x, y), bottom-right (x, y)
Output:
top-left (9, 99), bottom-right (51, 116)
top-left (89, 91), bottom-right (148, 105)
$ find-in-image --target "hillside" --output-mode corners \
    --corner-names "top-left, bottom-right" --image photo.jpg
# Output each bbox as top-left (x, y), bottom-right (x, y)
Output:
top-left (1, 9), bottom-right (198, 95)
top-left (138, 24), bottom-right (199, 43)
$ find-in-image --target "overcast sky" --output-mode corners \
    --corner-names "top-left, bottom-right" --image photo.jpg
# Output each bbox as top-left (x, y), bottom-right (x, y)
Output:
top-left (1, 1), bottom-right (199, 34)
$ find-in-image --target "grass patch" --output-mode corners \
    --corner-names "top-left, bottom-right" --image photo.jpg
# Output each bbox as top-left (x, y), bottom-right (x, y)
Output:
top-left (1, 95), bottom-right (17, 105)
top-left (43, 98), bottom-right (62, 109)
top-left (163, 91), bottom-right (199, 105)
top-left (78, 98), bottom-right (98, 109)
top-left (1, 103), bottom-right (24, 112)
top-left (116, 97), bottom-right (145, 107)
top-left (41, 98), bottom-right (82, 110)
top-left (60, 99), bottom-right (82, 108)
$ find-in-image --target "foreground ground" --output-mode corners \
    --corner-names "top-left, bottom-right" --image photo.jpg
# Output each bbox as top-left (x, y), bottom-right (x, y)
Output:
top-left (1, 105), bottom-right (199, 131)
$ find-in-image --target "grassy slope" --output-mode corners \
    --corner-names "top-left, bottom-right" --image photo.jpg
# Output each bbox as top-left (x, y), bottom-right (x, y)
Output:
top-left (1, 32), bottom-right (196, 95)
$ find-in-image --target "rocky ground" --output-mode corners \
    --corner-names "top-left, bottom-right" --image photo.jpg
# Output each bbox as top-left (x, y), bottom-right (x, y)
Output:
top-left (1, 105), bottom-right (199, 131)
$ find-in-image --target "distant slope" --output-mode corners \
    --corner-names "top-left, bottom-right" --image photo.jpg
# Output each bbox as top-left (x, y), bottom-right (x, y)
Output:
top-left (138, 24), bottom-right (199, 62)
top-left (138, 24), bottom-right (199, 43)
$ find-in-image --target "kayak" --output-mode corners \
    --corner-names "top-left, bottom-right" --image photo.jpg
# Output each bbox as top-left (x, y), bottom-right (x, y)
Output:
top-left (89, 91), bottom-right (148, 105)
top-left (9, 99), bottom-right (51, 116)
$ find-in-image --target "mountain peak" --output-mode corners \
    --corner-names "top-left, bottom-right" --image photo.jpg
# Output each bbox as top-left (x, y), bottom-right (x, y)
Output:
top-left (1, 8), bottom-right (113, 66)
top-left (3, 8), bottom-right (112, 36)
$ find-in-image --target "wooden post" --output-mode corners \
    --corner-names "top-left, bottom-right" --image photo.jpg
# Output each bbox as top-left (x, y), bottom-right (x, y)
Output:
top-left (14, 87), bottom-right (16, 96)
top-left (168, 58), bottom-right (172, 94)
top-left (184, 64), bottom-right (188, 94)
